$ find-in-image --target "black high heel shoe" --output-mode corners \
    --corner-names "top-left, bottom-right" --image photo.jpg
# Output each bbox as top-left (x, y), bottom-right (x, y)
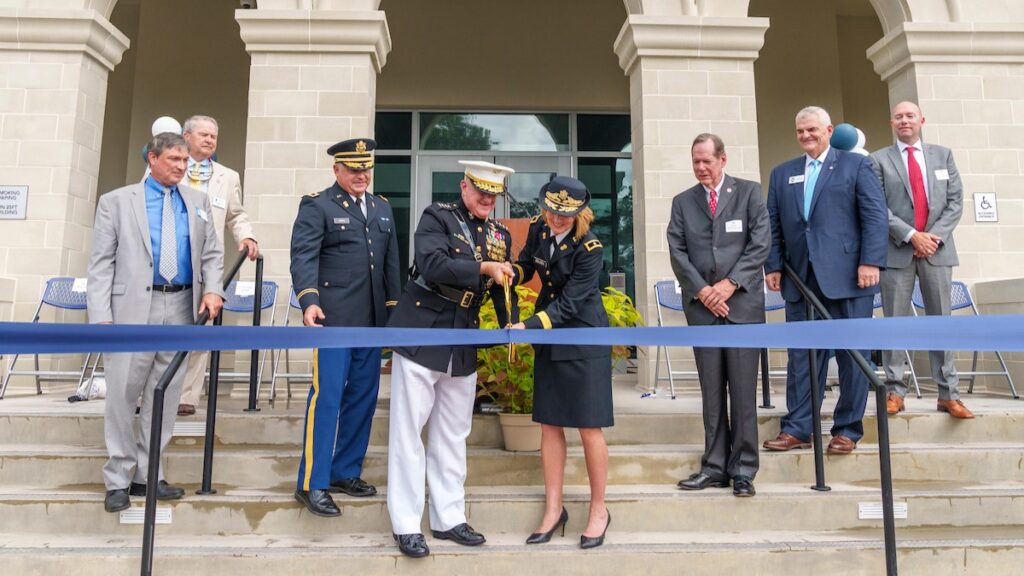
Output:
top-left (526, 506), bottom-right (569, 544)
top-left (580, 510), bottom-right (610, 549)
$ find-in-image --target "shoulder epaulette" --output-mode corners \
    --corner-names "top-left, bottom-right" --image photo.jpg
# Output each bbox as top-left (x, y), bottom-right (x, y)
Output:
top-left (584, 239), bottom-right (603, 252)
top-left (305, 191), bottom-right (320, 198)
top-left (491, 219), bottom-right (509, 231)
top-left (377, 194), bottom-right (389, 203)
top-left (436, 201), bottom-right (458, 211)
top-left (529, 214), bottom-right (541, 224)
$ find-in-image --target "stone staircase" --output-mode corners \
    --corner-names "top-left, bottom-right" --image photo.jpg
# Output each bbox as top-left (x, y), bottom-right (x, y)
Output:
top-left (0, 382), bottom-right (1022, 575)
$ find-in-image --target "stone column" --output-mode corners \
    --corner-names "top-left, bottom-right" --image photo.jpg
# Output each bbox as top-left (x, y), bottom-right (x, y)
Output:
top-left (614, 14), bottom-right (768, 390)
top-left (0, 6), bottom-right (128, 322)
top-left (235, 2), bottom-right (391, 285)
top-left (868, 22), bottom-right (1024, 393)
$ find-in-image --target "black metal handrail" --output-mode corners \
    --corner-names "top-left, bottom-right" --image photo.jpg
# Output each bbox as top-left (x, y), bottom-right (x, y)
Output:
top-left (782, 262), bottom-right (898, 575)
top-left (141, 250), bottom-right (252, 576)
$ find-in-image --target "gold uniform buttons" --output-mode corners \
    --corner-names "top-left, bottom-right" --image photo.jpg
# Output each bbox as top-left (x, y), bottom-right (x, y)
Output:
top-left (416, 301), bottom-right (421, 306)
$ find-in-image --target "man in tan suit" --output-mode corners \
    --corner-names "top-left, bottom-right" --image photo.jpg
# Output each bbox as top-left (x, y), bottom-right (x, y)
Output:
top-left (177, 115), bottom-right (258, 416)
top-left (88, 132), bottom-right (224, 512)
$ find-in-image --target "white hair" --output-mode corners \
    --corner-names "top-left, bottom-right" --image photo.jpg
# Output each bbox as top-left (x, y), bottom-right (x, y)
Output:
top-left (183, 115), bottom-right (219, 134)
top-left (795, 106), bottom-right (832, 126)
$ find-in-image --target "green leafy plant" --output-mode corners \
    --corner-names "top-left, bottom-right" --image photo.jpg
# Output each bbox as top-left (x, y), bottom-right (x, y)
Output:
top-left (476, 285), bottom-right (643, 414)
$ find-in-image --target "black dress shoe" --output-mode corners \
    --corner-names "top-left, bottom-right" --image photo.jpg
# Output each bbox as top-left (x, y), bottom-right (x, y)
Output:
top-left (580, 510), bottom-right (611, 550)
top-left (677, 472), bottom-right (730, 491)
top-left (732, 475), bottom-right (756, 497)
top-left (431, 523), bottom-right (486, 546)
top-left (294, 489), bottom-right (341, 517)
top-left (526, 506), bottom-right (569, 544)
top-left (394, 533), bottom-right (430, 558)
top-left (329, 477), bottom-right (377, 497)
top-left (129, 480), bottom-right (185, 500)
top-left (104, 488), bottom-right (130, 513)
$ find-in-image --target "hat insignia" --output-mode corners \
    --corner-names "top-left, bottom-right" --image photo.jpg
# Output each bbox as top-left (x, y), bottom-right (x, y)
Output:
top-left (356, 140), bottom-right (367, 154)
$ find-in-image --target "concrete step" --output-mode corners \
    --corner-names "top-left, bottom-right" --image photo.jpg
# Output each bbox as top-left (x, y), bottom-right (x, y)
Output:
top-left (0, 526), bottom-right (1022, 575)
top-left (2, 408), bottom-right (1021, 449)
top-left (1, 482), bottom-right (1021, 537)
top-left (3, 443), bottom-right (1022, 490)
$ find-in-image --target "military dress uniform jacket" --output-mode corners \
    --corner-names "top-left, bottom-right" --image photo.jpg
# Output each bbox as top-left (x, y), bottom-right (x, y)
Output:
top-left (515, 216), bottom-right (609, 360)
top-left (290, 182), bottom-right (401, 327)
top-left (388, 200), bottom-right (517, 377)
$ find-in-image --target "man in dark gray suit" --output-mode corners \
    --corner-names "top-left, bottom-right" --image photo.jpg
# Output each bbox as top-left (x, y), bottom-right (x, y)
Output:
top-left (88, 132), bottom-right (225, 513)
top-left (667, 133), bottom-right (771, 497)
top-left (871, 101), bottom-right (971, 419)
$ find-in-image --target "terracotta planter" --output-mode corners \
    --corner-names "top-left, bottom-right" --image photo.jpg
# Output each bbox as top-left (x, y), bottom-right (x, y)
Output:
top-left (497, 412), bottom-right (541, 452)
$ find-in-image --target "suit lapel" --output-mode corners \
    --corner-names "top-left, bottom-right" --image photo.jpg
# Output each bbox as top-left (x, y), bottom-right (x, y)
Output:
top-left (130, 184), bottom-right (153, 258)
top-left (807, 149), bottom-right (838, 220)
top-left (887, 145), bottom-right (913, 201)
top-left (713, 175), bottom-right (738, 219)
top-left (179, 188), bottom-right (200, 274)
top-left (365, 193), bottom-right (378, 225)
top-left (923, 144), bottom-right (944, 216)
top-left (549, 232), bottom-right (574, 265)
top-left (691, 184), bottom-right (712, 221)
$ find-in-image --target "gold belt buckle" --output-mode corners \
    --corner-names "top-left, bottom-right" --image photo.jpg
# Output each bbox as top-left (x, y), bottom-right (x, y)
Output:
top-left (459, 291), bottom-right (474, 308)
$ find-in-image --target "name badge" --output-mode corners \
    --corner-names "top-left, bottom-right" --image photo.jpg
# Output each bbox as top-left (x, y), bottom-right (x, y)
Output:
top-left (334, 217), bottom-right (350, 225)
top-left (210, 196), bottom-right (227, 209)
top-left (533, 256), bottom-right (547, 267)
top-left (935, 169), bottom-right (949, 181)
top-left (196, 208), bottom-right (208, 222)
top-left (789, 175), bottom-right (805, 184)
top-left (725, 219), bottom-right (743, 233)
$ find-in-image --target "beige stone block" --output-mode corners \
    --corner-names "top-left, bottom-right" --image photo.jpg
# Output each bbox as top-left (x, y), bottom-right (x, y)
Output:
top-left (265, 53), bottom-right (320, 66)
top-left (690, 96), bottom-right (740, 121)
top-left (708, 72), bottom-right (755, 97)
top-left (978, 251), bottom-right (1024, 279)
top-left (688, 59), bottom-right (740, 72)
top-left (953, 225), bottom-right (997, 253)
top-left (960, 174), bottom-right (995, 194)
top-left (740, 96), bottom-right (757, 122)
top-left (644, 146), bottom-right (694, 172)
top-left (258, 195), bottom-right (302, 225)
top-left (5, 248), bottom-right (63, 275)
top-left (350, 116), bottom-right (370, 137)
top-left (0, 221), bottom-right (46, 248)
top-left (263, 91), bottom-right (317, 116)
top-left (296, 116), bottom-right (352, 143)
top-left (993, 175), bottom-right (1024, 199)
top-left (247, 116), bottom-right (297, 143)
top-left (643, 224), bottom-right (667, 253)
top-left (295, 168), bottom-right (332, 194)
top-left (641, 95), bottom-right (692, 121)
top-left (318, 53), bottom-right (370, 67)
top-left (250, 223), bottom-right (293, 251)
top-left (997, 225), bottom-right (1024, 252)
top-left (642, 196), bottom-right (675, 225)
top-left (930, 75), bottom-right (984, 99)
top-left (710, 121), bottom-right (758, 147)
top-left (19, 141), bottom-right (72, 167)
top-left (657, 70), bottom-right (708, 96)
top-left (352, 66), bottom-right (372, 94)
top-left (0, 89), bottom-right (26, 113)
top-left (983, 76), bottom-right (1024, 100)
top-left (988, 125), bottom-right (1024, 148)
top-left (299, 66), bottom-right (354, 91)
top-left (931, 125), bottom-right (989, 149)
top-left (26, 193), bottom-right (68, 221)
top-left (249, 66), bottom-right (300, 91)
top-left (918, 99), bottom-right (964, 124)
top-left (248, 91), bottom-right (266, 117)
top-left (657, 120), bottom-right (710, 146)
top-left (7, 63), bottom-right (62, 89)
top-left (75, 145), bottom-right (100, 174)
top-left (968, 149), bottom-right (1019, 175)
top-left (0, 140), bottom-right (18, 165)
top-left (2, 115), bottom-right (58, 141)
top-left (961, 100), bottom-right (1012, 125)
top-left (317, 91), bottom-right (370, 119)
top-left (6, 167), bottom-right (54, 195)
top-left (245, 143), bottom-right (263, 170)
top-left (241, 168), bottom-right (294, 198)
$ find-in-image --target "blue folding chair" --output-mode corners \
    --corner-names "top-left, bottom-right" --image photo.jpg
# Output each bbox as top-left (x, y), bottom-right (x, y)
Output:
top-left (911, 280), bottom-right (1017, 398)
top-left (874, 289), bottom-right (921, 398)
top-left (1, 277), bottom-right (99, 399)
top-left (758, 288), bottom-right (789, 394)
top-left (212, 280), bottom-right (278, 398)
top-left (269, 287), bottom-right (311, 399)
top-left (653, 280), bottom-right (700, 399)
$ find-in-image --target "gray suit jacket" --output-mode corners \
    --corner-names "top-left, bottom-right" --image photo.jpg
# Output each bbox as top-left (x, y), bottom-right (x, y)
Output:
top-left (667, 174), bottom-right (771, 326)
top-left (87, 182), bottom-right (225, 325)
top-left (870, 143), bottom-right (962, 269)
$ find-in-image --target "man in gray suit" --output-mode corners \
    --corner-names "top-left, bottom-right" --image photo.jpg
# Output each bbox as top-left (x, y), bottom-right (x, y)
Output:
top-left (88, 132), bottom-right (225, 513)
top-left (667, 133), bottom-right (771, 497)
top-left (871, 101), bottom-right (970, 419)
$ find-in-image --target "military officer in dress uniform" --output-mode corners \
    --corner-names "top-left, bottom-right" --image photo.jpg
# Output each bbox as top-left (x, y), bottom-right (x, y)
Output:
top-left (386, 160), bottom-right (517, 558)
top-left (289, 138), bottom-right (401, 517)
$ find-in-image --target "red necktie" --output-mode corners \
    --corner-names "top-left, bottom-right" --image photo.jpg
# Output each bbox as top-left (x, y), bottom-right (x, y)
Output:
top-left (906, 146), bottom-right (928, 231)
top-left (709, 188), bottom-right (718, 218)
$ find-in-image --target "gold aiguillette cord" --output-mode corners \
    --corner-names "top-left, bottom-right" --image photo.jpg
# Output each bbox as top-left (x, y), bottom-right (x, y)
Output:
top-left (503, 276), bottom-right (516, 363)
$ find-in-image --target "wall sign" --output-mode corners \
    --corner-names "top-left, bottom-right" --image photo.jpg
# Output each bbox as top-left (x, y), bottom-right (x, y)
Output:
top-left (0, 185), bottom-right (28, 220)
top-left (973, 193), bottom-right (998, 223)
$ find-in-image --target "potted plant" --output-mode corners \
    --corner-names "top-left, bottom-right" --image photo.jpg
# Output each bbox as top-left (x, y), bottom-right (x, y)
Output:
top-left (476, 285), bottom-right (644, 451)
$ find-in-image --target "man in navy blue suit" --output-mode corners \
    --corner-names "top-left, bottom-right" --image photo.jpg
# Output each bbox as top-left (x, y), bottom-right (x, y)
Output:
top-left (762, 106), bottom-right (888, 455)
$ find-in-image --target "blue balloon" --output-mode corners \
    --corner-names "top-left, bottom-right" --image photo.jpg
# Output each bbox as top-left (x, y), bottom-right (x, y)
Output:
top-left (831, 123), bottom-right (859, 151)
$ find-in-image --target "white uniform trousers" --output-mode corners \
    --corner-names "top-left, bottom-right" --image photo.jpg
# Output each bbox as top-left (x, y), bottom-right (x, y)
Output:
top-left (387, 353), bottom-right (476, 535)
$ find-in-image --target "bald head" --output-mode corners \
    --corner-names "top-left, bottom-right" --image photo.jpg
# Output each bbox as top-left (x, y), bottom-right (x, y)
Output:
top-left (890, 101), bottom-right (925, 145)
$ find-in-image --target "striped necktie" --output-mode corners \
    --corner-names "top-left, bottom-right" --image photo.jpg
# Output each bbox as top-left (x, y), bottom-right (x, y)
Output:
top-left (159, 188), bottom-right (178, 283)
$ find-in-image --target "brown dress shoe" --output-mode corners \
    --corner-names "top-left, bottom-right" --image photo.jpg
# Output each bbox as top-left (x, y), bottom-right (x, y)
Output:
top-left (762, 432), bottom-right (811, 451)
top-left (937, 399), bottom-right (974, 419)
top-left (177, 404), bottom-right (196, 416)
top-left (827, 434), bottom-right (856, 454)
top-left (886, 393), bottom-right (905, 415)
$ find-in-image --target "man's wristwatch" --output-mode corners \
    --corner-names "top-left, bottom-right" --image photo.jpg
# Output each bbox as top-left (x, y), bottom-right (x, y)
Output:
top-left (727, 278), bottom-right (740, 288)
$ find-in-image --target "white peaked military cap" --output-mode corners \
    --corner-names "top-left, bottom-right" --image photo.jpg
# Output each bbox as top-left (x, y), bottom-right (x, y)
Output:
top-left (458, 160), bottom-right (515, 195)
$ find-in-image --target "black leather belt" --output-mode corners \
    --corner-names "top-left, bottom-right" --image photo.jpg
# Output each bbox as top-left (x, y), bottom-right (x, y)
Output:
top-left (413, 276), bottom-right (484, 308)
top-left (152, 284), bottom-right (191, 293)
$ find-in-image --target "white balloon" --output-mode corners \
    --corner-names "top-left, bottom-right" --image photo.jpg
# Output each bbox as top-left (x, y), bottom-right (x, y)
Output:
top-left (855, 128), bottom-right (866, 151)
top-left (852, 147), bottom-right (869, 156)
top-left (151, 116), bottom-right (182, 136)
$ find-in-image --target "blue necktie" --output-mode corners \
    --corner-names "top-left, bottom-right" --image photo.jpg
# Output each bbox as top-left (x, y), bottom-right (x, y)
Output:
top-left (803, 160), bottom-right (820, 220)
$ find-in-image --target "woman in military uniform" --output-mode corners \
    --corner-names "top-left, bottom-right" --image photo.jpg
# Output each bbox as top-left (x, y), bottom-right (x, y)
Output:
top-left (511, 176), bottom-right (613, 549)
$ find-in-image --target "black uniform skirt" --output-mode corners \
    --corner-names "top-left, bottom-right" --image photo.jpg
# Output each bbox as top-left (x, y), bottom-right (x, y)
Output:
top-left (532, 344), bottom-right (614, 428)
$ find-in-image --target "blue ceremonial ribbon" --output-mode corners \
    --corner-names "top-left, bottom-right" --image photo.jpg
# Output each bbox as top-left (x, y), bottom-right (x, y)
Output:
top-left (0, 315), bottom-right (1022, 355)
